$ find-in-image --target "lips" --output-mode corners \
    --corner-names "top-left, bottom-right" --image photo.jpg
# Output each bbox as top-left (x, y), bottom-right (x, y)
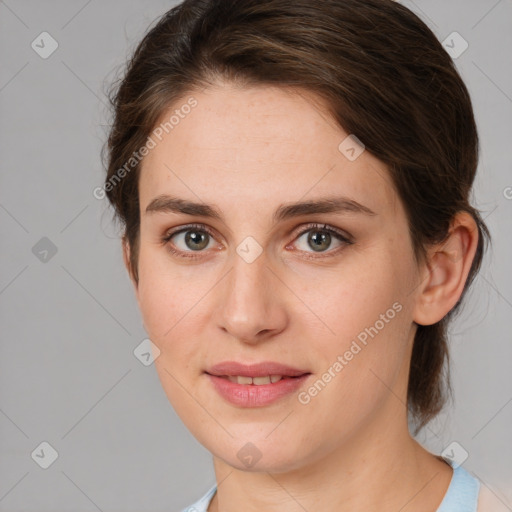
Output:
top-left (205, 361), bottom-right (312, 406)
top-left (205, 361), bottom-right (310, 379)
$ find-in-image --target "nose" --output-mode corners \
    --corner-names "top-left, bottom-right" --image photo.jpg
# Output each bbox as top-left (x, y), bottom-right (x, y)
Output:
top-left (213, 250), bottom-right (289, 345)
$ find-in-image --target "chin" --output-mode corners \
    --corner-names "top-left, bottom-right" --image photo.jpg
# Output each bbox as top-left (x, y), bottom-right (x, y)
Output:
top-left (205, 435), bottom-right (308, 473)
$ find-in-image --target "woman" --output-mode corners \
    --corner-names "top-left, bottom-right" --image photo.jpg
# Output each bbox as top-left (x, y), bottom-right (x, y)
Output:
top-left (102, 0), bottom-right (498, 509)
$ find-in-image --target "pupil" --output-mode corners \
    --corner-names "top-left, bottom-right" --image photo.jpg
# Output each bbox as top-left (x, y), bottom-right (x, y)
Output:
top-left (309, 230), bottom-right (331, 252)
top-left (185, 231), bottom-right (209, 250)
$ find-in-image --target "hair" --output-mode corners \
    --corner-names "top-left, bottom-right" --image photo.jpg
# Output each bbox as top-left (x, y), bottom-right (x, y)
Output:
top-left (102, 0), bottom-right (491, 434)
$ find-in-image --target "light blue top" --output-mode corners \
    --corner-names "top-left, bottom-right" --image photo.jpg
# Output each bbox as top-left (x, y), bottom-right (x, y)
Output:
top-left (180, 458), bottom-right (480, 512)
top-left (437, 459), bottom-right (480, 512)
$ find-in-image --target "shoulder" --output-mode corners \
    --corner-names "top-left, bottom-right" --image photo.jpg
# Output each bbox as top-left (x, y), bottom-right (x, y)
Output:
top-left (445, 466), bottom-right (511, 512)
top-left (477, 484), bottom-right (511, 512)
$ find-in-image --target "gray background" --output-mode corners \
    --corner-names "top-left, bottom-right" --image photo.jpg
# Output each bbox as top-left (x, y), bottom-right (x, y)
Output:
top-left (0, 1), bottom-right (511, 510)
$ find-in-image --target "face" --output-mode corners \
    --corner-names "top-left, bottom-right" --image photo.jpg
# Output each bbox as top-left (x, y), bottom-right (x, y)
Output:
top-left (128, 83), bottom-right (422, 472)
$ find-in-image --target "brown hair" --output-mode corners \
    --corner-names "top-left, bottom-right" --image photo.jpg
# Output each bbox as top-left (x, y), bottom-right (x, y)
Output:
top-left (102, 0), bottom-right (491, 433)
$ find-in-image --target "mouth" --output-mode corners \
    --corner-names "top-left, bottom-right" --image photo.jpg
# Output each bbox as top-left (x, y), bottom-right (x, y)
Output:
top-left (204, 361), bottom-right (312, 407)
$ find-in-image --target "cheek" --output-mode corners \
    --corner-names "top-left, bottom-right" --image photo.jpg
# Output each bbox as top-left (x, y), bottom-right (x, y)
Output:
top-left (295, 252), bottom-right (406, 341)
top-left (135, 247), bottom-right (215, 378)
top-left (136, 267), bottom-right (202, 407)
top-left (294, 292), bottom-right (412, 446)
top-left (137, 277), bottom-right (175, 344)
top-left (295, 251), bottom-right (414, 400)
top-left (135, 240), bottom-right (180, 304)
top-left (135, 247), bottom-right (189, 345)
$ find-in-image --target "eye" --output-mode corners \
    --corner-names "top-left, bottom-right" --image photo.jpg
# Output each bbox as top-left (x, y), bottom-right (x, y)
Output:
top-left (290, 223), bottom-right (353, 257)
top-left (162, 223), bottom-right (218, 259)
top-left (162, 222), bottom-right (353, 260)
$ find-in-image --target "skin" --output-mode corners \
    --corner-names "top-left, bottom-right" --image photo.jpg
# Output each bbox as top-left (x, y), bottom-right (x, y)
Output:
top-left (123, 81), bottom-right (479, 511)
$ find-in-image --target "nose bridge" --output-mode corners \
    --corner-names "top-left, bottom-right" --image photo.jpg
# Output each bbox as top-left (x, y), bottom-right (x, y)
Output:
top-left (228, 248), bottom-right (271, 315)
top-left (215, 245), bottom-right (285, 342)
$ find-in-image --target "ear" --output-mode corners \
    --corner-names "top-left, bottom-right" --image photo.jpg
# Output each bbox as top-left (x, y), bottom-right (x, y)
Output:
top-left (413, 212), bottom-right (479, 326)
top-left (122, 237), bottom-right (139, 300)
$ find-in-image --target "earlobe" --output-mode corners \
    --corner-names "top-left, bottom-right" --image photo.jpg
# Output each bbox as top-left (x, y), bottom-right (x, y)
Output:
top-left (413, 212), bottom-right (479, 326)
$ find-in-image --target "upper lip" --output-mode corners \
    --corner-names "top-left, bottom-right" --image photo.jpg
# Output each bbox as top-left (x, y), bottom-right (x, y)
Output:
top-left (206, 361), bottom-right (310, 378)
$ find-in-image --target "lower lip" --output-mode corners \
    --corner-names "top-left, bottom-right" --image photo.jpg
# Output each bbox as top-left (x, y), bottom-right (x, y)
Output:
top-left (206, 373), bottom-right (311, 407)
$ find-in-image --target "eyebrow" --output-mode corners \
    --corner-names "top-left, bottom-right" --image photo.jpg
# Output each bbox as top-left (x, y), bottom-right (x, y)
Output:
top-left (144, 194), bottom-right (377, 223)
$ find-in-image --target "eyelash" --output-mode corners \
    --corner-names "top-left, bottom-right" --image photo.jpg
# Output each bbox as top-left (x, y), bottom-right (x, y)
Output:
top-left (161, 222), bottom-right (353, 260)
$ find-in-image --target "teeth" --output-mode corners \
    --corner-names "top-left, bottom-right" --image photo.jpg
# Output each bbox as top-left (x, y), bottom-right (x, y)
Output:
top-left (253, 376), bottom-right (271, 385)
top-left (225, 375), bottom-right (284, 385)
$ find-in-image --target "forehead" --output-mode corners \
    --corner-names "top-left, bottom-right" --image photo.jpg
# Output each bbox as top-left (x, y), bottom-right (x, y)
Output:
top-left (138, 84), bottom-right (397, 218)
